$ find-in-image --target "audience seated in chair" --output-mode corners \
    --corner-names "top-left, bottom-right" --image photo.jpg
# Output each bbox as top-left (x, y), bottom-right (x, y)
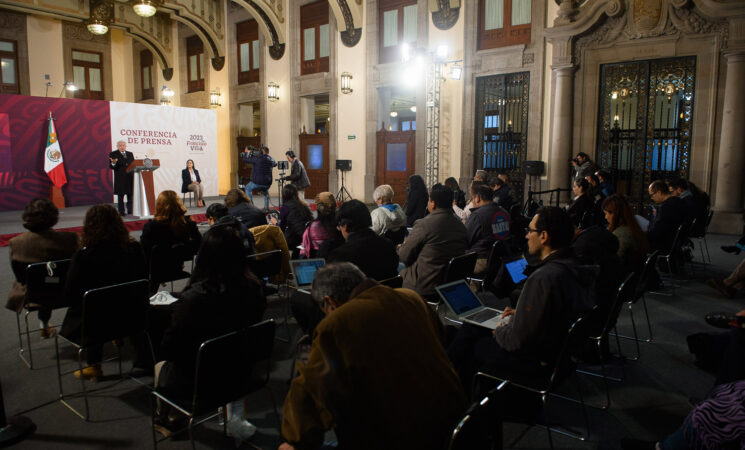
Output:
top-left (140, 190), bottom-right (201, 271)
top-left (224, 188), bottom-right (266, 230)
top-left (453, 170), bottom-right (488, 222)
top-left (445, 177), bottom-right (467, 210)
top-left (301, 192), bottom-right (341, 258)
top-left (491, 175), bottom-right (516, 212)
top-left (370, 184), bottom-right (407, 245)
top-left (60, 204), bottom-right (147, 381)
top-left (567, 178), bottom-right (598, 228)
top-left (647, 180), bottom-right (688, 253)
top-left (153, 226), bottom-right (266, 438)
top-left (271, 184), bottom-right (313, 254)
top-left (602, 194), bottom-right (649, 277)
top-left (400, 183), bottom-right (468, 298)
top-left (6, 198), bottom-right (79, 338)
top-left (205, 203), bottom-right (255, 254)
top-left (327, 199), bottom-right (399, 281)
top-left (249, 223), bottom-right (292, 284)
top-left (405, 174), bottom-right (429, 227)
top-left (279, 262), bottom-right (467, 450)
top-left (448, 207), bottom-right (596, 396)
top-left (466, 183), bottom-right (510, 275)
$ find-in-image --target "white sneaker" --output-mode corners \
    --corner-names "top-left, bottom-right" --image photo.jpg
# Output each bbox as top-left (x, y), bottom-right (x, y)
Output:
top-left (226, 418), bottom-right (257, 445)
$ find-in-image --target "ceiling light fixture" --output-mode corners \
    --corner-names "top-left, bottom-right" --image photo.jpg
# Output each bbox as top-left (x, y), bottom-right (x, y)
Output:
top-left (133, 0), bottom-right (157, 17)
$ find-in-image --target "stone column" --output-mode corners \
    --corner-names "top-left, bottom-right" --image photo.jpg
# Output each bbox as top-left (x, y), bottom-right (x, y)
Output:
top-left (714, 51), bottom-right (745, 212)
top-left (548, 65), bottom-right (575, 202)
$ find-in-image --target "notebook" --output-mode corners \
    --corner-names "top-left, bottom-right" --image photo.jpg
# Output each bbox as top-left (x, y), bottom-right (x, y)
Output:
top-left (504, 257), bottom-right (528, 284)
top-left (435, 279), bottom-right (503, 329)
top-left (289, 258), bottom-right (325, 291)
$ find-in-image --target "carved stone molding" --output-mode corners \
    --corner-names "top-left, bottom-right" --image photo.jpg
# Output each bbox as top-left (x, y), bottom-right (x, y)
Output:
top-left (574, 14), bottom-right (625, 60)
top-left (431, 0), bottom-right (460, 31)
top-left (261, 0), bottom-right (285, 24)
top-left (64, 21), bottom-right (110, 44)
top-left (337, 0), bottom-right (362, 47)
top-left (0, 9), bottom-right (26, 30)
top-left (163, 67), bottom-right (173, 81)
top-left (669, 5), bottom-right (729, 44)
top-left (522, 52), bottom-right (535, 65)
top-left (235, 0), bottom-right (286, 60)
top-left (211, 55), bottom-right (225, 70)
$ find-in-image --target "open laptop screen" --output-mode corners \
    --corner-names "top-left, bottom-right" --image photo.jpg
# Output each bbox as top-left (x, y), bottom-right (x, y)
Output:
top-left (438, 280), bottom-right (482, 315)
top-left (505, 258), bottom-right (528, 284)
top-left (291, 259), bottom-right (325, 287)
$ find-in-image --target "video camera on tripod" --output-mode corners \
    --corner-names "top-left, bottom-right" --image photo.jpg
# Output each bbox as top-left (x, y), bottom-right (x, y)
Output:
top-left (242, 145), bottom-right (260, 157)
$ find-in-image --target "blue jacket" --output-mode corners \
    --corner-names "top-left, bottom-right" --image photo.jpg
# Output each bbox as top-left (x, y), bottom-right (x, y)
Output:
top-left (241, 152), bottom-right (277, 186)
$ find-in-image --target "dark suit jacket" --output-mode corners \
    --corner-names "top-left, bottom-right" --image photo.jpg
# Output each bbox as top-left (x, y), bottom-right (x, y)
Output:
top-left (327, 229), bottom-right (399, 281)
top-left (140, 218), bottom-right (202, 262)
top-left (109, 150), bottom-right (135, 195)
top-left (567, 194), bottom-right (597, 227)
top-left (60, 241), bottom-right (147, 339)
top-left (181, 168), bottom-right (201, 193)
top-left (6, 229), bottom-right (80, 312)
top-left (647, 196), bottom-right (688, 252)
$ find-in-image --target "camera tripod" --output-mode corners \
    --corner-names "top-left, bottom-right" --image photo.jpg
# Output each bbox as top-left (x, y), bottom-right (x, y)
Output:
top-left (336, 168), bottom-right (352, 203)
top-left (276, 170), bottom-right (287, 207)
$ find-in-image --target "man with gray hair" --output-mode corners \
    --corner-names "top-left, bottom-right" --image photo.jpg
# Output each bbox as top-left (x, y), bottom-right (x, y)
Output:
top-left (279, 262), bottom-right (467, 450)
top-left (370, 184), bottom-right (406, 242)
top-left (108, 140), bottom-right (135, 216)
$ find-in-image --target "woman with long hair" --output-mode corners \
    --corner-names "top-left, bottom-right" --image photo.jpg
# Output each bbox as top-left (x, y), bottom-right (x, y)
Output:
top-left (602, 194), bottom-right (649, 273)
top-left (301, 192), bottom-right (341, 258)
top-left (405, 174), bottom-right (428, 227)
top-left (181, 159), bottom-right (205, 207)
top-left (273, 184), bottom-right (313, 253)
top-left (61, 204), bottom-right (147, 380)
top-left (156, 225), bottom-right (266, 437)
top-left (444, 177), bottom-right (466, 210)
top-left (140, 190), bottom-right (201, 259)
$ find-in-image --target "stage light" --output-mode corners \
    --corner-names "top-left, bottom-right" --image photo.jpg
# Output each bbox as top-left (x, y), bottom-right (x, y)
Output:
top-left (450, 65), bottom-right (462, 80)
top-left (268, 82), bottom-right (279, 102)
top-left (86, 19), bottom-right (109, 35)
top-left (401, 43), bottom-right (411, 63)
top-left (340, 72), bottom-right (353, 95)
top-left (436, 44), bottom-right (448, 60)
top-left (133, 0), bottom-right (157, 17)
top-left (209, 87), bottom-right (221, 107)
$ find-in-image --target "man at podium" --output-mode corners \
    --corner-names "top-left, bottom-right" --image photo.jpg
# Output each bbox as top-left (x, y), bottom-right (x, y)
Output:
top-left (109, 140), bottom-right (135, 216)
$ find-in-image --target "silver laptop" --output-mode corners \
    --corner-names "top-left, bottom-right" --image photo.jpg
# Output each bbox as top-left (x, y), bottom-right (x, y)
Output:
top-left (435, 279), bottom-right (503, 329)
top-left (289, 258), bottom-right (325, 292)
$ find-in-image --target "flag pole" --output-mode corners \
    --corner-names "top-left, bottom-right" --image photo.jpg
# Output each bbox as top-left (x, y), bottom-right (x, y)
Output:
top-left (47, 112), bottom-right (66, 209)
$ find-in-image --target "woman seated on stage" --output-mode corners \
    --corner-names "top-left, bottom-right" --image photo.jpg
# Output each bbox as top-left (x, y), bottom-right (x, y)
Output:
top-left (6, 198), bottom-right (79, 338)
top-left (154, 225), bottom-right (266, 437)
top-left (140, 190), bottom-right (201, 261)
top-left (224, 188), bottom-right (266, 230)
top-left (272, 184), bottom-right (312, 256)
top-left (61, 204), bottom-right (147, 380)
top-left (181, 159), bottom-right (204, 207)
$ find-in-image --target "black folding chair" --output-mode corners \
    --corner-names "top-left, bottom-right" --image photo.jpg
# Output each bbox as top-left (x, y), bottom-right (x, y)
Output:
top-left (576, 272), bottom-right (636, 410)
top-left (426, 252), bottom-right (478, 310)
top-left (447, 380), bottom-right (510, 450)
top-left (54, 279), bottom-right (153, 420)
top-left (468, 240), bottom-right (510, 292)
top-left (149, 243), bottom-right (191, 292)
top-left (246, 250), bottom-right (290, 341)
top-left (690, 210), bottom-right (714, 264)
top-left (473, 314), bottom-right (593, 448)
top-left (12, 259), bottom-right (72, 369)
top-left (151, 319), bottom-right (278, 449)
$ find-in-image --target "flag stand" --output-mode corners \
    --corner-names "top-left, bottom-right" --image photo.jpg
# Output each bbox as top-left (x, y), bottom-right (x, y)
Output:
top-left (50, 186), bottom-right (65, 209)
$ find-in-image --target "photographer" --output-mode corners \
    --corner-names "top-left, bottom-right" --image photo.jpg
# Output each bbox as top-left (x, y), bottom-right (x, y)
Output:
top-left (572, 152), bottom-right (596, 181)
top-left (284, 150), bottom-right (310, 199)
top-left (241, 145), bottom-right (277, 209)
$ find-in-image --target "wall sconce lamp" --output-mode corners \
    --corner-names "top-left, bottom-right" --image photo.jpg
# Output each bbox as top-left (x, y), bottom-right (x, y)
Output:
top-left (209, 87), bottom-right (221, 108)
top-left (160, 85), bottom-right (174, 105)
top-left (133, 0), bottom-right (158, 17)
top-left (450, 65), bottom-right (462, 80)
top-left (340, 72), bottom-right (353, 94)
top-left (59, 81), bottom-right (77, 97)
top-left (267, 82), bottom-right (279, 102)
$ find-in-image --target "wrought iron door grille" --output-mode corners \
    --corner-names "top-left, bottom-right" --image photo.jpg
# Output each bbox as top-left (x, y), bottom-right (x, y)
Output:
top-left (597, 57), bottom-right (696, 211)
top-left (474, 72), bottom-right (529, 204)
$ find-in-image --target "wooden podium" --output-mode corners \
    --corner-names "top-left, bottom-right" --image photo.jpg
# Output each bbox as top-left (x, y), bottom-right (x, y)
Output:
top-left (127, 159), bottom-right (159, 218)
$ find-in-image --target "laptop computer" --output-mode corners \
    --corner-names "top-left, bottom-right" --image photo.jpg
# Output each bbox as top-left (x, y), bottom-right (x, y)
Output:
top-left (504, 256), bottom-right (528, 284)
top-left (289, 258), bottom-right (325, 292)
top-left (435, 279), bottom-right (503, 329)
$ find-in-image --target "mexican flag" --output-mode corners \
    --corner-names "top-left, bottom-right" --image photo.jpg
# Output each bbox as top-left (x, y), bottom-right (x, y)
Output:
top-left (44, 116), bottom-right (67, 188)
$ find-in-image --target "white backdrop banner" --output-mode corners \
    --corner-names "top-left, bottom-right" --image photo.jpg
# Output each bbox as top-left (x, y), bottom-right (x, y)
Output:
top-left (109, 102), bottom-right (218, 199)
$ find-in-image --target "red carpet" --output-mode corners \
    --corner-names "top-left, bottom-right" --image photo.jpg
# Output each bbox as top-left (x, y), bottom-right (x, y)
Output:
top-left (0, 213), bottom-right (208, 247)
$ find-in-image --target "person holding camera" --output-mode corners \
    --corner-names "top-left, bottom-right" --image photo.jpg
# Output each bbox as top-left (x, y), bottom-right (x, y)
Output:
top-left (572, 152), bottom-right (596, 181)
top-left (241, 145), bottom-right (277, 209)
top-left (284, 150), bottom-right (310, 199)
